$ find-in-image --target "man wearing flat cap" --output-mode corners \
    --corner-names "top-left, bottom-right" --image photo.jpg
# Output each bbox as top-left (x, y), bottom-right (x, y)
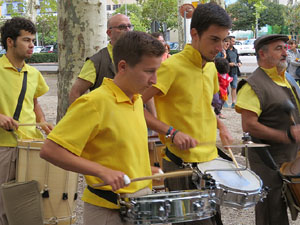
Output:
top-left (235, 34), bottom-right (300, 225)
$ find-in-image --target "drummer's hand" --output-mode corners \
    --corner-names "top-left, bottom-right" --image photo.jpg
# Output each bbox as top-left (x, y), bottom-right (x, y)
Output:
top-left (173, 131), bottom-right (198, 150)
top-left (0, 114), bottom-right (18, 131)
top-left (290, 125), bottom-right (300, 143)
top-left (219, 123), bottom-right (234, 147)
top-left (99, 168), bottom-right (127, 191)
top-left (40, 121), bottom-right (53, 135)
top-left (151, 166), bottom-right (163, 175)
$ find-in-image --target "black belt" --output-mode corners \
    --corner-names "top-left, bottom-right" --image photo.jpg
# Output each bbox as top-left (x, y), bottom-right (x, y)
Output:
top-left (165, 147), bottom-right (232, 168)
top-left (87, 186), bottom-right (118, 205)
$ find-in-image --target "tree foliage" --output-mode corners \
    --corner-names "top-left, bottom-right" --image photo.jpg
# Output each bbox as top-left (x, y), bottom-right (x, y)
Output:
top-left (227, 0), bottom-right (287, 33)
top-left (140, 0), bottom-right (178, 33)
top-left (285, 3), bottom-right (300, 34)
top-left (36, 14), bottom-right (57, 45)
top-left (113, 4), bottom-right (147, 32)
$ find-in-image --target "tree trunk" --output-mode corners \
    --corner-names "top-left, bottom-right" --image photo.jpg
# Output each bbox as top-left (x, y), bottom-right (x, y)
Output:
top-left (57, 0), bottom-right (107, 121)
top-left (26, 0), bottom-right (38, 24)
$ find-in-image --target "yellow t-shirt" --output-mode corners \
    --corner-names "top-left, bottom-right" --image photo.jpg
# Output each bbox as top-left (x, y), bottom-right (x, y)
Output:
top-left (47, 78), bottom-right (152, 209)
top-left (78, 43), bottom-right (113, 84)
top-left (236, 67), bottom-right (300, 116)
top-left (153, 44), bottom-right (219, 162)
top-left (0, 55), bottom-right (49, 146)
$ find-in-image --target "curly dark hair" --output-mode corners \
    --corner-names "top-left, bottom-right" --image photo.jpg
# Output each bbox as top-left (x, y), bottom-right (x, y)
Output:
top-left (215, 57), bottom-right (229, 74)
top-left (113, 31), bottom-right (165, 72)
top-left (191, 3), bottom-right (231, 37)
top-left (1, 17), bottom-right (36, 50)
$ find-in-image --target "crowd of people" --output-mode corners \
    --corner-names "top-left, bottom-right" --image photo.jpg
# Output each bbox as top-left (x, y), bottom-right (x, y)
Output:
top-left (1, 3), bottom-right (300, 225)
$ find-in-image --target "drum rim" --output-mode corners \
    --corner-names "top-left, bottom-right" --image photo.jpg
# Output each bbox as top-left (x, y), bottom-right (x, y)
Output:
top-left (197, 158), bottom-right (263, 192)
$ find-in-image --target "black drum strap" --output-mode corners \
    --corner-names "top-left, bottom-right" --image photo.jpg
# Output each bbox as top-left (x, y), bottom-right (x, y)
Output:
top-left (214, 211), bottom-right (223, 225)
top-left (13, 71), bottom-right (28, 121)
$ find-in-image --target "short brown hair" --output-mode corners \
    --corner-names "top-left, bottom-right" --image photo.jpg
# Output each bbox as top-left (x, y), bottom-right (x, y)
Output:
top-left (288, 39), bottom-right (296, 45)
top-left (113, 31), bottom-right (165, 72)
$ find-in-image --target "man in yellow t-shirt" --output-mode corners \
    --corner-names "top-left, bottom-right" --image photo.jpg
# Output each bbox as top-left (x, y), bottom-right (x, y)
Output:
top-left (0, 17), bottom-right (52, 225)
top-left (69, 14), bottom-right (133, 104)
top-left (236, 34), bottom-right (300, 225)
top-left (142, 3), bottom-right (233, 225)
top-left (41, 31), bottom-right (165, 225)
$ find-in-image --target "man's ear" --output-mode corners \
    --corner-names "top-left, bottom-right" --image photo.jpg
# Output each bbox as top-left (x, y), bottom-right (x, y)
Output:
top-left (190, 28), bottom-right (199, 40)
top-left (118, 60), bottom-right (127, 73)
top-left (6, 37), bottom-right (14, 49)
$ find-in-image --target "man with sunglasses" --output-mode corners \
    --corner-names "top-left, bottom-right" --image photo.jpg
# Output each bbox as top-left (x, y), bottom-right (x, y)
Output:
top-left (69, 14), bottom-right (133, 104)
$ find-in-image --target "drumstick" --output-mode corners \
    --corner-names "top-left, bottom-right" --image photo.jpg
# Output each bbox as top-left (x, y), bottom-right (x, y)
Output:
top-left (93, 170), bottom-right (193, 187)
top-left (227, 147), bottom-right (242, 176)
top-left (18, 122), bottom-right (51, 127)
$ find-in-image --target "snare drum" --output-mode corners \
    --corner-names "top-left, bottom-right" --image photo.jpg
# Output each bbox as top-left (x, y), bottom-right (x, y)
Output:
top-left (197, 158), bottom-right (267, 209)
top-left (120, 190), bottom-right (216, 224)
top-left (17, 140), bottom-right (78, 225)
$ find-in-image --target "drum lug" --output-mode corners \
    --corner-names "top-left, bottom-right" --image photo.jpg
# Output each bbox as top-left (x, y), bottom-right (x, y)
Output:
top-left (193, 201), bottom-right (204, 212)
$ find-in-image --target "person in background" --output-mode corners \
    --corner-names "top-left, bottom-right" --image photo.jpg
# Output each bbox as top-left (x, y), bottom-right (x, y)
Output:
top-left (212, 57), bottom-right (232, 119)
top-left (69, 14), bottom-right (133, 104)
top-left (226, 35), bottom-right (242, 108)
top-left (216, 36), bottom-right (230, 59)
top-left (40, 31), bottom-right (165, 225)
top-left (287, 39), bottom-right (300, 84)
top-left (0, 17), bottom-right (52, 225)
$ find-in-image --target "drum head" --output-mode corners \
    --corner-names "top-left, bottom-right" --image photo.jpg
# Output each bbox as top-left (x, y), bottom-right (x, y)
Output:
top-left (197, 158), bottom-right (262, 192)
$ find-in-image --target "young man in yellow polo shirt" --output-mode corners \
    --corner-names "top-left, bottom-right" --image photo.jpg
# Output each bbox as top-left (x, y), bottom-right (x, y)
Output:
top-left (69, 14), bottom-right (133, 104)
top-left (236, 34), bottom-right (300, 225)
top-left (142, 3), bottom-right (233, 225)
top-left (0, 17), bottom-right (52, 225)
top-left (40, 31), bottom-right (165, 225)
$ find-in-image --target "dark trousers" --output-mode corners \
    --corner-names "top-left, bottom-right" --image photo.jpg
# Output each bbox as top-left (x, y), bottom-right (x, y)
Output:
top-left (163, 159), bottom-right (219, 225)
top-left (249, 151), bottom-right (289, 225)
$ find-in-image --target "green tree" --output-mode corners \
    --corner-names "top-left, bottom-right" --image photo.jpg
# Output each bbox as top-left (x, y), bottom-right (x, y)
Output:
top-left (36, 14), bottom-right (57, 45)
top-left (113, 4), bottom-right (147, 32)
top-left (227, 0), bottom-right (255, 31)
top-left (227, 0), bottom-right (286, 34)
top-left (141, 0), bottom-right (178, 34)
top-left (285, 3), bottom-right (300, 35)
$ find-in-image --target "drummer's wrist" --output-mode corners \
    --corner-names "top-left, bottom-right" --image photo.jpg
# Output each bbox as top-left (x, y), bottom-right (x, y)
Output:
top-left (287, 127), bottom-right (296, 143)
top-left (165, 126), bottom-right (176, 139)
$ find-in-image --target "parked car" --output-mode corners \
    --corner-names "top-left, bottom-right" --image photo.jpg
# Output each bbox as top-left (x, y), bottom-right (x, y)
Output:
top-left (233, 41), bottom-right (244, 55)
top-left (34, 46), bottom-right (43, 53)
top-left (234, 39), bottom-right (255, 55)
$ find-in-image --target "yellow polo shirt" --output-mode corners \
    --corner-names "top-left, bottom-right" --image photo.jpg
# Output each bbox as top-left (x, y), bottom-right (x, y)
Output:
top-left (0, 55), bottom-right (49, 146)
top-left (78, 43), bottom-right (113, 84)
top-left (47, 78), bottom-right (152, 209)
top-left (236, 67), bottom-right (300, 115)
top-left (153, 44), bottom-right (219, 162)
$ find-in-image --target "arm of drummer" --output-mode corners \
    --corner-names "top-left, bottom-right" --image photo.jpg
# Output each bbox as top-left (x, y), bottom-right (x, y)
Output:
top-left (240, 109), bottom-right (298, 144)
top-left (33, 98), bottom-right (53, 134)
top-left (217, 116), bottom-right (234, 146)
top-left (40, 139), bottom-right (127, 191)
top-left (142, 86), bottom-right (198, 150)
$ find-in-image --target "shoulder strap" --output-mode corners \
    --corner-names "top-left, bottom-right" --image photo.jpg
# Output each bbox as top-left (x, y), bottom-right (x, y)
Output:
top-left (13, 71), bottom-right (27, 121)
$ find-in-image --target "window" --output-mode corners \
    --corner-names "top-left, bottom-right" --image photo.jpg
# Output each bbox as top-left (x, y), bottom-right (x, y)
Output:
top-left (17, 3), bottom-right (24, 12)
top-left (6, 3), bottom-right (13, 14)
top-left (113, 4), bottom-right (121, 10)
top-left (106, 5), bottom-right (111, 11)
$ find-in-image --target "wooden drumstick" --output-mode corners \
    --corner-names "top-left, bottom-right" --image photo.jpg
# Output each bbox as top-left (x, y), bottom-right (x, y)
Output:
top-left (18, 122), bottom-right (51, 127)
top-left (227, 147), bottom-right (242, 176)
top-left (93, 170), bottom-right (193, 187)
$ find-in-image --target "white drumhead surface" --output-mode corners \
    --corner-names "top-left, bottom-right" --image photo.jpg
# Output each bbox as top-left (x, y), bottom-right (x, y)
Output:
top-left (197, 159), bottom-right (261, 191)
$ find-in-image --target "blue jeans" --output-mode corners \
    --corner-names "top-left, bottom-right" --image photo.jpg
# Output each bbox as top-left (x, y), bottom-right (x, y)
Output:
top-left (230, 74), bottom-right (238, 89)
